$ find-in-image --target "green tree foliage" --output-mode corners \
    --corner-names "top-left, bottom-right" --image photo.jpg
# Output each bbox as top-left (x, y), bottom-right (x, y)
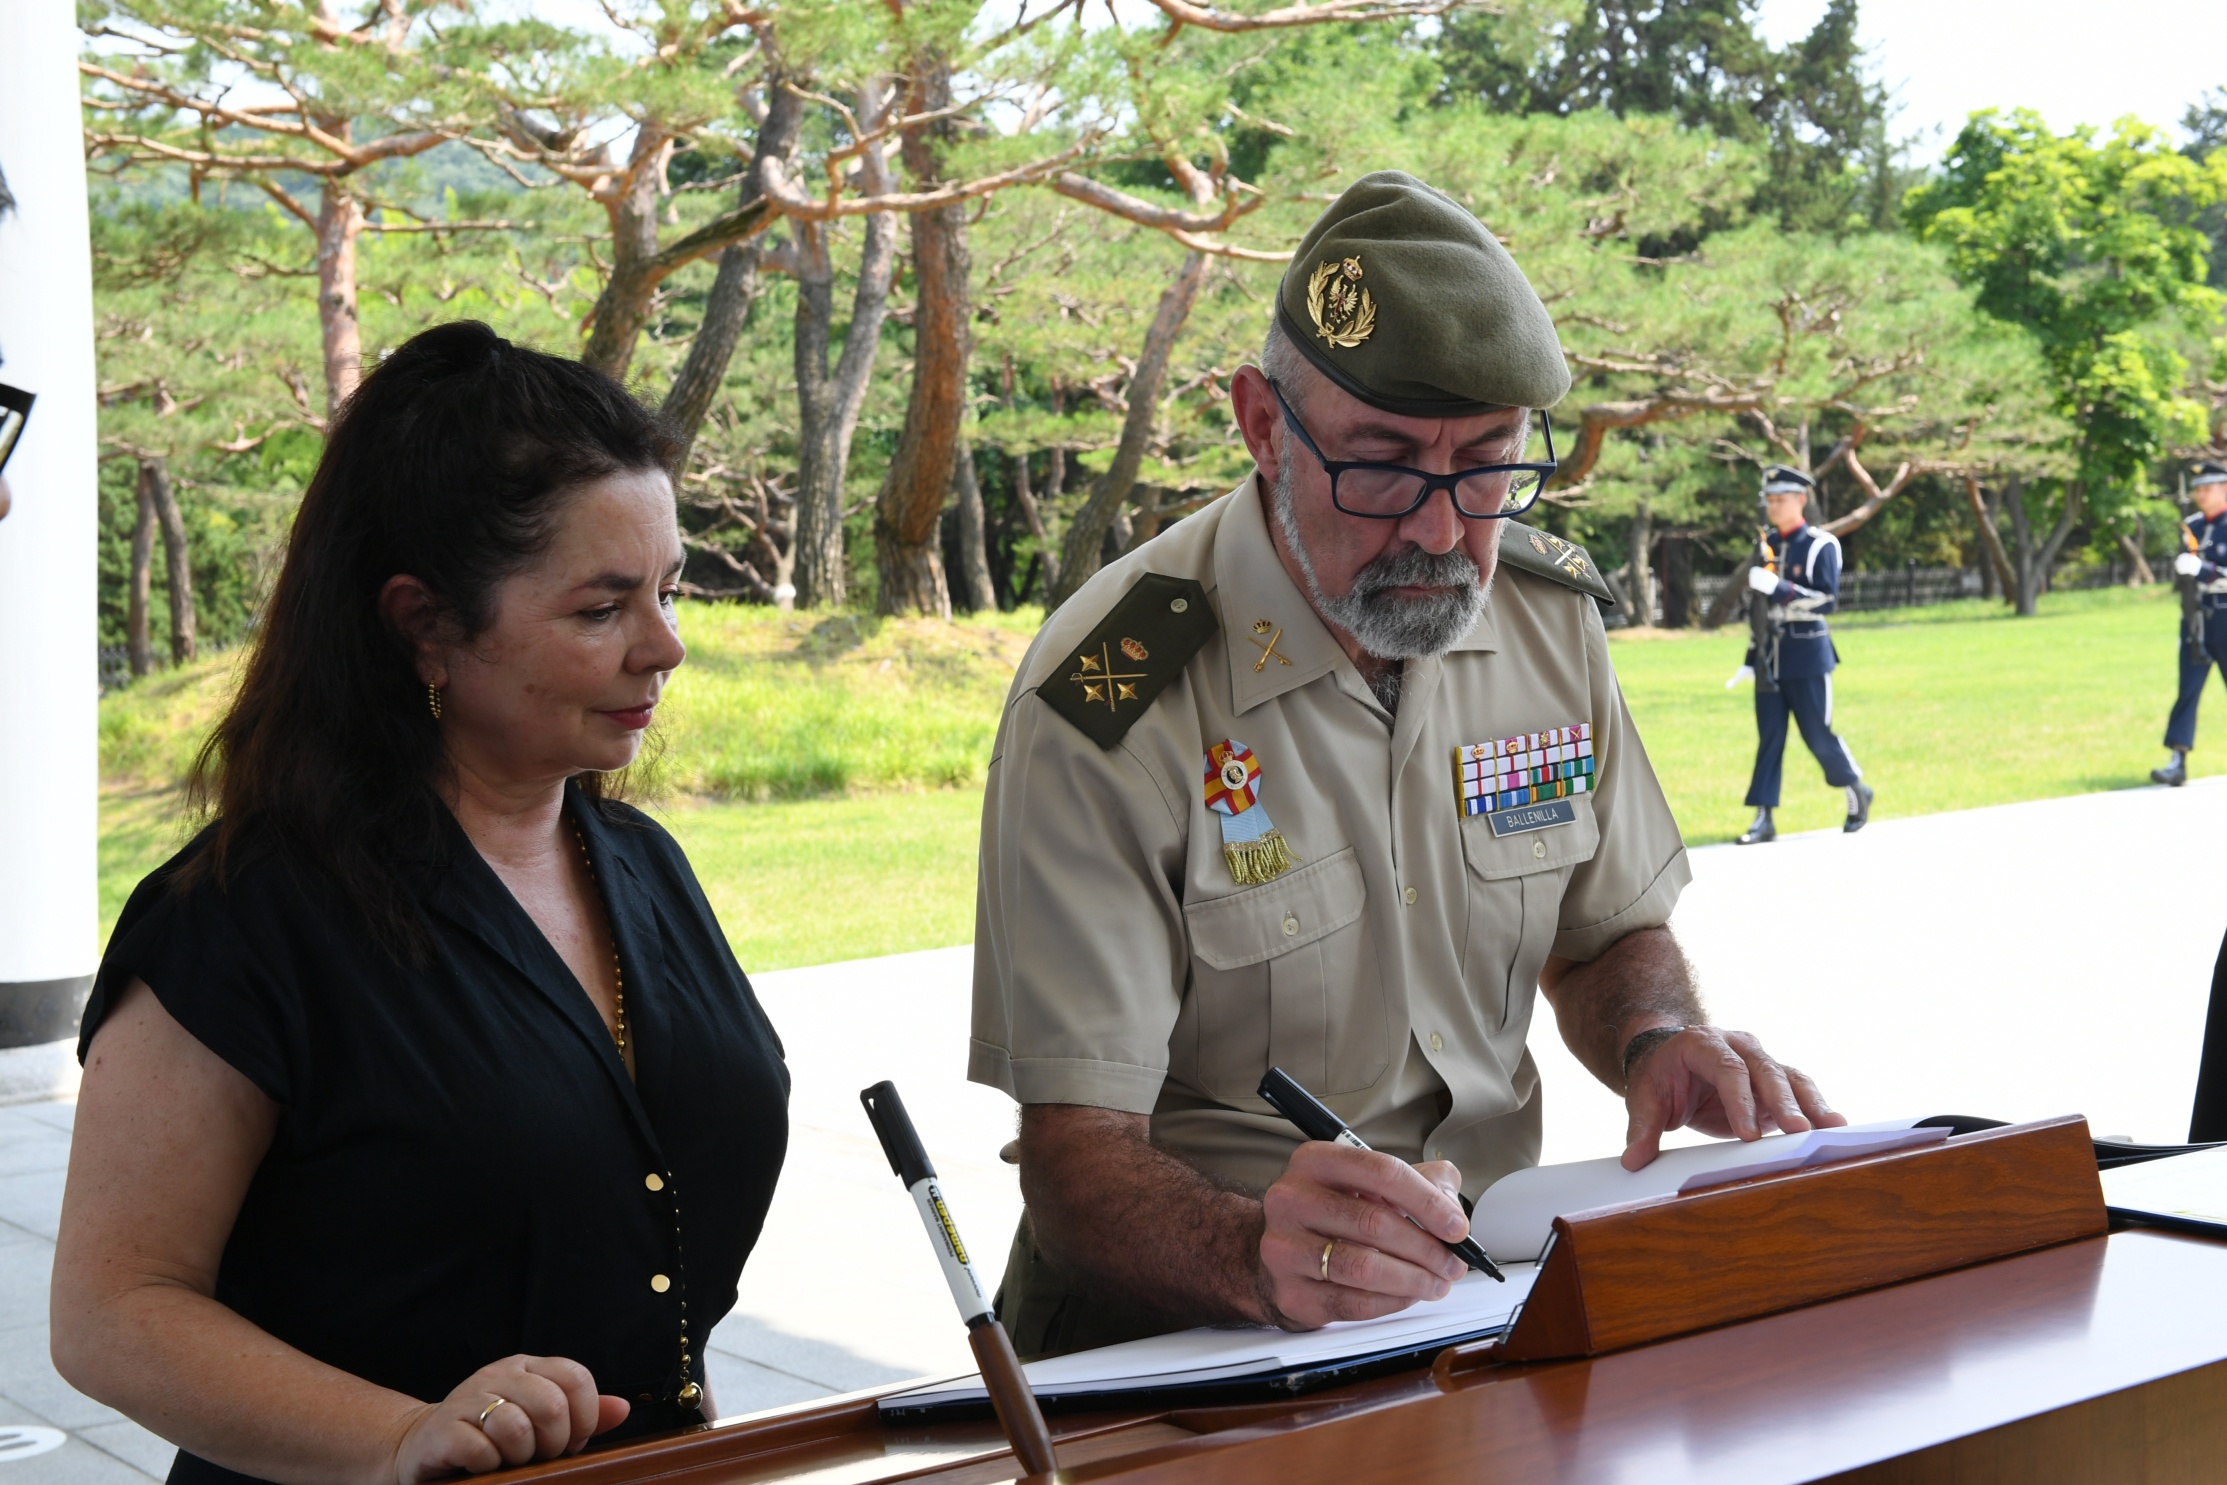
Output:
top-left (1905, 110), bottom-right (2225, 580)
top-left (86, 167), bottom-right (595, 652)
top-left (1437, 0), bottom-right (1892, 233)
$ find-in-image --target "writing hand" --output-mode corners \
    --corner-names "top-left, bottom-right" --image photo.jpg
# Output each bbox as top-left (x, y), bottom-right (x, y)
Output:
top-left (1256, 1142), bottom-right (1470, 1330)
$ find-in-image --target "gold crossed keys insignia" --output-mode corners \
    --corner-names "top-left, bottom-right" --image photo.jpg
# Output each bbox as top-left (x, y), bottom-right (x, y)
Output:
top-left (1528, 529), bottom-right (1591, 580)
top-left (1248, 618), bottom-right (1292, 672)
top-left (1071, 641), bottom-right (1148, 710)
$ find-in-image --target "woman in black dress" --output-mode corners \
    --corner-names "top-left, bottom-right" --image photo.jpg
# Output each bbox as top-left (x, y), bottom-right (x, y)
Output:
top-left (51, 323), bottom-right (789, 1485)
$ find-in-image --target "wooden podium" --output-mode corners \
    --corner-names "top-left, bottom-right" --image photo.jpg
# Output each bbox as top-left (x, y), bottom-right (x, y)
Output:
top-left (495, 1121), bottom-right (2227, 1484)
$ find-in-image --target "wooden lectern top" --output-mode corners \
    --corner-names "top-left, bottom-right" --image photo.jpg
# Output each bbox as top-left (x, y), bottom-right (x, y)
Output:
top-left (496, 1137), bottom-right (2227, 1485)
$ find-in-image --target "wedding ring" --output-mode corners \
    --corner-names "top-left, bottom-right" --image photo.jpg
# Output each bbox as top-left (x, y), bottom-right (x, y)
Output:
top-left (478, 1398), bottom-right (511, 1429)
top-left (1320, 1239), bottom-right (1335, 1283)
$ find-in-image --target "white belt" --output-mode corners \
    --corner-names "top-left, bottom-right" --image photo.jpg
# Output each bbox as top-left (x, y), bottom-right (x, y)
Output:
top-left (2202, 578), bottom-right (2227, 596)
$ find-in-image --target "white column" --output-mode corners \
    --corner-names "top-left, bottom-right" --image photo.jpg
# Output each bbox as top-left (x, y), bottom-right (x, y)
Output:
top-left (0, 0), bottom-right (100, 1048)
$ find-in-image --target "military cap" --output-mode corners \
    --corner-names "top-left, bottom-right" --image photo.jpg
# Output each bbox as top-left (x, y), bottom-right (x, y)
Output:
top-left (1761, 465), bottom-right (1816, 496)
top-left (2193, 460), bottom-right (2227, 489)
top-left (1275, 171), bottom-right (1571, 417)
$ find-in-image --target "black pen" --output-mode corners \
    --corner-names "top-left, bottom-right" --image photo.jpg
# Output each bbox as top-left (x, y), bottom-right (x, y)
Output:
top-left (1258, 1065), bottom-right (1505, 1282)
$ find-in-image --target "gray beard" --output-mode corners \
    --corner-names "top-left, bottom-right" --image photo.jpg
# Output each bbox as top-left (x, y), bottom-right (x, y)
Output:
top-left (1271, 458), bottom-right (1491, 661)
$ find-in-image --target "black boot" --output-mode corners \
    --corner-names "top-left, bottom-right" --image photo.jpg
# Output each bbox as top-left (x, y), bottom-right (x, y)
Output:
top-left (1736, 807), bottom-right (1775, 845)
top-left (2153, 750), bottom-right (2189, 787)
top-left (1843, 782), bottom-right (1874, 833)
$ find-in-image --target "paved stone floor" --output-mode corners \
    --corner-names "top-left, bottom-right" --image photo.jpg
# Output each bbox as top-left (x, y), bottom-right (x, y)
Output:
top-left (2, 776), bottom-right (2221, 1480)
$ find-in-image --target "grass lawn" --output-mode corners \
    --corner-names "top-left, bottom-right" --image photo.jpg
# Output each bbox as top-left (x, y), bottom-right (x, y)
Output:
top-left (97, 584), bottom-right (2214, 969)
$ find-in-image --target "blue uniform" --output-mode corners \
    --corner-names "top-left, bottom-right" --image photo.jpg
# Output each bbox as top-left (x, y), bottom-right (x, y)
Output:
top-left (1743, 524), bottom-right (1862, 808)
top-left (2164, 510), bottom-right (2227, 752)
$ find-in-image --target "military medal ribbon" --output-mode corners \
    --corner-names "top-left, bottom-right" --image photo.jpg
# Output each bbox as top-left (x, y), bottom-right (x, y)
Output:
top-left (1203, 740), bottom-right (1297, 885)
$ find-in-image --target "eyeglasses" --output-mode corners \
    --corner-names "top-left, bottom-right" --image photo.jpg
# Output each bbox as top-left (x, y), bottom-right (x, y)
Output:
top-left (1267, 378), bottom-right (1557, 522)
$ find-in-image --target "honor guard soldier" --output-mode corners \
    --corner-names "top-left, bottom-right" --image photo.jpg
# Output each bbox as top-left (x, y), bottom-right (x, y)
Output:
top-left (1731, 466), bottom-right (1872, 843)
top-left (971, 171), bottom-right (1843, 1358)
top-left (2154, 460), bottom-right (2227, 787)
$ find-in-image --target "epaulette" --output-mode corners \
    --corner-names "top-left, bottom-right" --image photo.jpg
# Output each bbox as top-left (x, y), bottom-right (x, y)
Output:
top-left (1500, 522), bottom-right (1614, 603)
top-left (1038, 572), bottom-right (1218, 749)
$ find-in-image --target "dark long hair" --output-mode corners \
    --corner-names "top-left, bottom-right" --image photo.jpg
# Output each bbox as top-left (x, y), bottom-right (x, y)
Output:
top-left (186, 321), bottom-right (680, 954)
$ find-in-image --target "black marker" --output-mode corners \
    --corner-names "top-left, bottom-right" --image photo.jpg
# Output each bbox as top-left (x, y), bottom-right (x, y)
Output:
top-left (860, 1081), bottom-right (1058, 1477)
top-left (1258, 1065), bottom-right (1505, 1282)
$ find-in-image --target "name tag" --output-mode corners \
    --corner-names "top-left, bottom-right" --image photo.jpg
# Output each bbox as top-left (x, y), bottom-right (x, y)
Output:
top-left (1485, 799), bottom-right (1578, 836)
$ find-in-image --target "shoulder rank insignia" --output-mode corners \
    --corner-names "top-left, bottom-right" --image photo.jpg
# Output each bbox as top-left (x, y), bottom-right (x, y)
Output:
top-left (1204, 739), bottom-right (1297, 885)
top-left (1039, 573), bottom-right (1218, 749)
top-left (1499, 522), bottom-right (1614, 604)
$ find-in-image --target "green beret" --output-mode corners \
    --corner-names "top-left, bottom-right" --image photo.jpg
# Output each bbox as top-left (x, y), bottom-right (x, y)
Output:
top-left (1275, 170), bottom-right (1571, 416)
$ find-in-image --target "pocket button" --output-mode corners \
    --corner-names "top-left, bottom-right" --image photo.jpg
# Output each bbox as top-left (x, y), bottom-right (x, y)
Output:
top-left (1532, 838), bottom-right (1547, 859)
top-left (1282, 914), bottom-right (1300, 936)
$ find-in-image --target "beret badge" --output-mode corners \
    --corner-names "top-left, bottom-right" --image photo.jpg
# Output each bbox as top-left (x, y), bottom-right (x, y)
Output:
top-left (1306, 255), bottom-right (1376, 349)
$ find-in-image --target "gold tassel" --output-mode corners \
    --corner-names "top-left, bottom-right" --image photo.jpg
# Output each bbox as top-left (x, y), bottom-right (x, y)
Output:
top-left (1223, 830), bottom-right (1296, 886)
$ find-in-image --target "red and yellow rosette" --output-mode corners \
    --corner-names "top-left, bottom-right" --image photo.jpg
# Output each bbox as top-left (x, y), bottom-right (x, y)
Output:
top-left (1203, 739), bottom-right (1261, 816)
top-left (1200, 738), bottom-right (1294, 884)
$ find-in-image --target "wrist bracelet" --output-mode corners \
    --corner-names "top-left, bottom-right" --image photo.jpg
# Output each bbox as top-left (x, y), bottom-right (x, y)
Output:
top-left (1620, 1024), bottom-right (1689, 1088)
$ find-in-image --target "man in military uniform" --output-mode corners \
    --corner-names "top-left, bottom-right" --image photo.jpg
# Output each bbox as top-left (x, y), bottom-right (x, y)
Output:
top-left (2153, 460), bottom-right (2227, 787)
top-left (1731, 466), bottom-right (1872, 844)
top-left (970, 172), bottom-right (1843, 1358)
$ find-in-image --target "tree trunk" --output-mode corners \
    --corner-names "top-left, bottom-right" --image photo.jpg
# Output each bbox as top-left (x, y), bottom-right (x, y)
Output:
top-left (1702, 550), bottom-right (1761, 629)
top-left (1048, 249), bottom-right (1209, 608)
top-left (1010, 448), bottom-right (1059, 596)
top-left (873, 58), bottom-right (968, 619)
top-left (2006, 474), bottom-right (2041, 617)
top-left (144, 456), bottom-right (195, 662)
top-left (1962, 476), bottom-right (2017, 602)
top-left (1045, 388), bottom-right (1066, 504)
top-left (1627, 501), bottom-right (1654, 627)
top-left (1002, 354), bottom-right (1060, 597)
top-left (664, 247), bottom-right (761, 456)
top-left (2117, 531), bottom-right (2156, 586)
top-left (2029, 477), bottom-right (2086, 607)
top-left (791, 91), bottom-right (899, 611)
top-left (1660, 532), bottom-right (1692, 627)
top-left (952, 440), bottom-right (996, 613)
top-left (581, 124), bottom-right (677, 380)
top-left (315, 176), bottom-right (364, 415)
top-left (661, 81), bottom-right (806, 462)
top-left (127, 469), bottom-right (155, 679)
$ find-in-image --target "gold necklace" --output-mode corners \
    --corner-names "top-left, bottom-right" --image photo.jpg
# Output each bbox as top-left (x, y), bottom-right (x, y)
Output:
top-left (569, 819), bottom-right (693, 1410)
top-left (569, 824), bottom-right (625, 1052)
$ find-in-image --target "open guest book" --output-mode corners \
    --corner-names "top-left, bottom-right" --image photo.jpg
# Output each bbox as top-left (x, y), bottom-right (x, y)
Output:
top-left (2102, 1144), bottom-right (2227, 1235)
top-left (879, 1120), bottom-right (1953, 1419)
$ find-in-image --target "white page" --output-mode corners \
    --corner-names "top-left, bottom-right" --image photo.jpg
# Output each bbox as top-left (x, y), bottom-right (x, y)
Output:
top-left (1470, 1118), bottom-right (1941, 1262)
top-left (2102, 1145), bottom-right (2227, 1224)
top-left (885, 1264), bottom-right (1537, 1408)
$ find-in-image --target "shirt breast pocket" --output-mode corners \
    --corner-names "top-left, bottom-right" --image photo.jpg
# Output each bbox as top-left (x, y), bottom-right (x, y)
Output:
top-left (1458, 799), bottom-right (1601, 1034)
top-left (1180, 848), bottom-right (1384, 1101)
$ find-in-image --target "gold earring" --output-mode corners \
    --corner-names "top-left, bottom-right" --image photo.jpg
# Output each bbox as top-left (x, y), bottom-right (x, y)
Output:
top-left (427, 684), bottom-right (443, 720)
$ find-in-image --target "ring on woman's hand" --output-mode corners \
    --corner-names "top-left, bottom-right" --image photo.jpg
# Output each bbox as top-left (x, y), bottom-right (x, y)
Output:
top-left (477, 1398), bottom-right (512, 1429)
top-left (1320, 1239), bottom-right (1335, 1283)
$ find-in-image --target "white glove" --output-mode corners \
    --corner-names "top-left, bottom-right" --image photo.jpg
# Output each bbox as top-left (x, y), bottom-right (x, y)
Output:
top-left (2176, 551), bottom-right (2203, 577)
top-left (1726, 665), bottom-right (1755, 688)
top-left (1746, 565), bottom-right (1779, 595)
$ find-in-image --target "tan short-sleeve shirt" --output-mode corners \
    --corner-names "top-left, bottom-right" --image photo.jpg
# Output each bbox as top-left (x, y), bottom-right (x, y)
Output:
top-left (970, 477), bottom-right (1690, 1199)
